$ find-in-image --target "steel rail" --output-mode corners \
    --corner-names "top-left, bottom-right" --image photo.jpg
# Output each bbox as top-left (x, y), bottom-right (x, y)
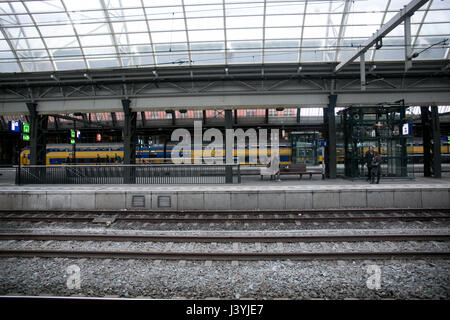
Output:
top-left (0, 208), bottom-right (449, 215)
top-left (0, 249), bottom-right (448, 261)
top-left (0, 233), bottom-right (449, 242)
top-left (0, 215), bottom-right (448, 223)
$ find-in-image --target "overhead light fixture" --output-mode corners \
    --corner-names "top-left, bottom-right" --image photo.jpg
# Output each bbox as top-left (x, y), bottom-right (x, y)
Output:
top-left (297, 66), bottom-right (302, 73)
top-left (50, 74), bottom-right (59, 82)
top-left (83, 73), bottom-right (92, 81)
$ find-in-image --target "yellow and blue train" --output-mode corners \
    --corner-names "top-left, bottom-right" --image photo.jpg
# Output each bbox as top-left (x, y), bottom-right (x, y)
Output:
top-left (19, 141), bottom-right (294, 166)
top-left (19, 139), bottom-right (449, 166)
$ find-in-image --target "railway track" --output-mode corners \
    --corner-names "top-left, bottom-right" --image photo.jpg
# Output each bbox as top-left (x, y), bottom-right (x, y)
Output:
top-left (0, 231), bottom-right (448, 261)
top-left (0, 208), bottom-right (449, 224)
top-left (0, 249), bottom-right (448, 261)
top-left (0, 232), bottom-right (449, 242)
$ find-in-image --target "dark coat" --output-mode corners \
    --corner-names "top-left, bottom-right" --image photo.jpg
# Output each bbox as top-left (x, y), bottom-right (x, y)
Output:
top-left (365, 150), bottom-right (374, 167)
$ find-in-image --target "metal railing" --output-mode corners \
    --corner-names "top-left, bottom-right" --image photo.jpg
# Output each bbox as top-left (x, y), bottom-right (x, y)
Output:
top-left (15, 164), bottom-right (241, 185)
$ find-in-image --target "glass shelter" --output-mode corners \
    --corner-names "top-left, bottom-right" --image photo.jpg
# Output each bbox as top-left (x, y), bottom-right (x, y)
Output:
top-left (338, 106), bottom-right (414, 179)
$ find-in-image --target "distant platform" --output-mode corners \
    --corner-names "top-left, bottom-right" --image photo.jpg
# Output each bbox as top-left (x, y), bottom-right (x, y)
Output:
top-left (0, 174), bottom-right (449, 210)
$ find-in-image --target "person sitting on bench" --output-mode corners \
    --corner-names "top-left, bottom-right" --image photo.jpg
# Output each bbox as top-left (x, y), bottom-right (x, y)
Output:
top-left (260, 152), bottom-right (280, 181)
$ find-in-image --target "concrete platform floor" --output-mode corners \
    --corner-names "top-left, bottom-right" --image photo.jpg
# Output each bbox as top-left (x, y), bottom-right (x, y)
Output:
top-left (0, 170), bottom-right (449, 191)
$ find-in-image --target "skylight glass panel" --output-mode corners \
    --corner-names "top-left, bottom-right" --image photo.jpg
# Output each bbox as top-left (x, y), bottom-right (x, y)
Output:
top-left (106, 0), bottom-right (142, 9)
top-left (80, 35), bottom-right (113, 47)
top-left (191, 41), bottom-right (224, 51)
top-left (13, 38), bottom-right (45, 50)
top-left (17, 50), bottom-right (47, 59)
top-left (229, 40), bottom-right (262, 50)
top-left (55, 59), bottom-right (86, 70)
top-left (189, 29), bottom-right (224, 42)
top-left (302, 26), bottom-right (327, 39)
top-left (227, 16), bottom-right (263, 28)
top-left (142, 0), bottom-right (181, 6)
top-left (148, 18), bottom-right (185, 32)
top-left (264, 51), bottom-right (298, 63)
top-left (144, 6), bottom-right (184, 20)
top-left (63, 0), bottom-right (102, 11)
top-left (265, 40), bottom-right (299, 49)
top-left (227, 51), bottom-right (262, 64)
top-left (33, 12), bottom-right (69, 25)
top-left (185, 4), bottom-right (223, 18)
top-left (121, 55), bottom-right (154, 68)
top-left (87, 58), bottom-right (119, 69)
top-left (226, 3), bottom-right (264, 16)
top-left (4, 26), bottom-right (40, 38)
top-left (265, 15), bottom-right (302, 27)
top-left (0, 1), bottom-right (26, 14)
top-left (304, 13), bottom-right (328, 27)
top-left (25, 0), bottom-right (64, 13)
top-left (75, 23), bottom-right (110, 35)
top-left (108, 8), bottom-right (145, 22)
top-left (265, 1), bottom-right (304, 15)
top-left (52, 48), bottom-right (83, 58)
top-left (151, 31), bottom-right (187, 43)
top-left (1, 14), bottom-right (33, 27)
top-left (22, 61), bottom-right (53, 72)
top-left (420, 23), bottom-right (450, 35)
top-left (0, 62), bottom-right (21, 72)
top-left (68, 10), bottom-right (106, 24)
top-left (39, 24), bottom-right (74, 37)
top-left (191, 52), bottom-right (225, 65)
top-left (187, 17), bottom-right (224, 30)
top-left (155, 53), bottom-right (190, 66)
top-left (45, 36), bottom-right (79, 48)
top-left (265, 27), bottom-right (301, 39)
top-left (227, 28), bottom-right (262, 41)
top-left (83, 46), bottom-right (116, 59)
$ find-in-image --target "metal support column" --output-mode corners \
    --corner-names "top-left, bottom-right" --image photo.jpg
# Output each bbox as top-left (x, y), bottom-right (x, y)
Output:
top-left (360, 52), bottom-right (366, 91)
top-left (420, 107), bottom-right (432, 177)
top-left (265, 109), bottom-right (269, 124)
top-left (225, 109), bottom-right (233, 183)
top-left (296, 108), bottom-right (301, 124)
top-left (122, 99), bottom-right (136, 183)
top-left (430, 105), bottom-right (441, 178)
top-left (324, 95), bottom-right (337, 179)
top-left (27, 102), bottom-right (48, 166)
top-left (404, 15), bottom-right (413, 72)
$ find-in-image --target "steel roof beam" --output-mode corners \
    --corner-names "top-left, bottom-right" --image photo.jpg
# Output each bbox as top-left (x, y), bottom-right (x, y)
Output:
top-left (334, 0), bottom-right (429, 73)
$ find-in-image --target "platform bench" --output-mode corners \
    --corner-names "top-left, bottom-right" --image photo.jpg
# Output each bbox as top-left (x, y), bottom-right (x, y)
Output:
top-left (280, 164), bottom-right (325, 180)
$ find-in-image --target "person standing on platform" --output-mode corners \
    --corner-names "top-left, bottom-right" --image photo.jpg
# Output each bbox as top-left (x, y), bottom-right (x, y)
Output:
top-left (370, 151), bottom-right (382, 184)
top-left (365, 146), bottom-right (374, 182)
top-left (272, 152), bottom-right (281, 182)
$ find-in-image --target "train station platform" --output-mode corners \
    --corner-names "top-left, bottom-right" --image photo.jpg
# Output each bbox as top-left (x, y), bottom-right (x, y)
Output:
top-left (0, 172), bottom-right (449, 211)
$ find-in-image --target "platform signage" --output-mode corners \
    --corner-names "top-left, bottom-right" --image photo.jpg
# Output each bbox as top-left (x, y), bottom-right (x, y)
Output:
top-left (70, 138), bottom-right (76, 145)
top-left (96, 133), bottom-right (101, 142)
top-left (22, 134), bottom-right (30, 141)
top-left (70, 129), bottom-right (76, 138)
top-left (76, 130), bottom-right (81, 139)
top-left (8, 120), bottom-right (20, 132)
top-left (22, 122), bottom-right (30, 134)
top-left (402, 123), bottom-right (412, 135)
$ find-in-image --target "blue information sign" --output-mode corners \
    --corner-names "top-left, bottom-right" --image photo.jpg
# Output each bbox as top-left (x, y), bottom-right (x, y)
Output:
top-left (8, 120), bottom-right (21, 132)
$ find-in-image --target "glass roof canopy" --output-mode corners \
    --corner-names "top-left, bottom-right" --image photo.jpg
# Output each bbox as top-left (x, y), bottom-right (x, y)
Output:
top-left (0, 0), bottom-right (449, 73)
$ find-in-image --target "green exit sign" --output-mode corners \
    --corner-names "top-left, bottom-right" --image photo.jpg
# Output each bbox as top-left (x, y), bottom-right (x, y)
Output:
top-left (70, 129), bottom-right (76, 138)
top-left (22, 122), bottom-right (30, 134)
top-left (70, 138), bottom-right (75, 145)
top-left (22, 134), bottom-right (30, 141)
